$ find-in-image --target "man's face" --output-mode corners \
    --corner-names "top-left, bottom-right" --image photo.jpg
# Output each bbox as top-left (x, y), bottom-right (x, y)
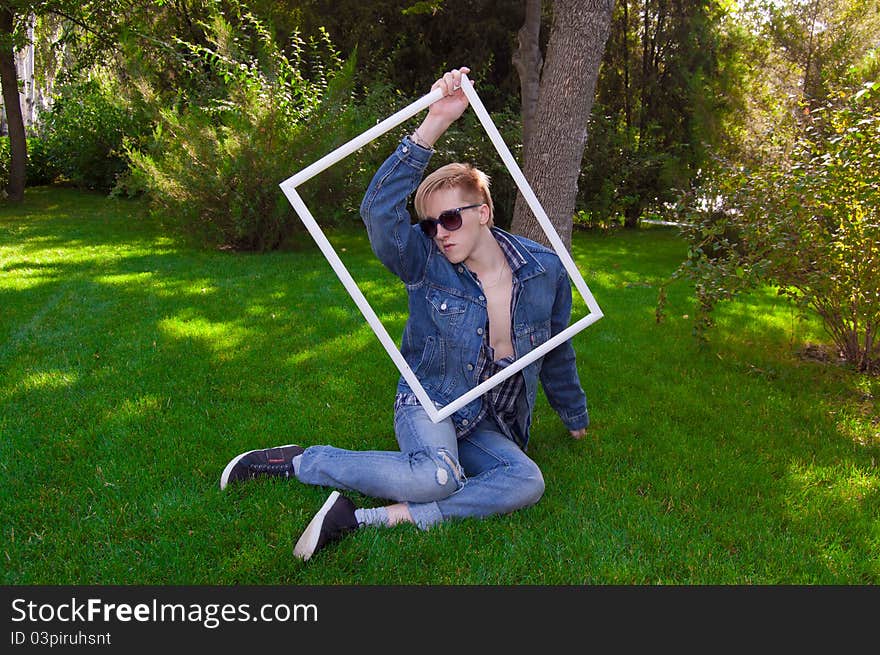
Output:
top-left (422, 188), bottom-right (488, 265)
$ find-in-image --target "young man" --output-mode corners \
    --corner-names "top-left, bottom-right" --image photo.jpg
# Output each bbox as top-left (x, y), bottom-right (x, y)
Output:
top-left (220, 67), bottom-right (588, 561)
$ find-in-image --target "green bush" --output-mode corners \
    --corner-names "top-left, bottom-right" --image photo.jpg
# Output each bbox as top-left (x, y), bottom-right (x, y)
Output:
top-left (125, 9), bottom-right (385, 251)
top-left (123, 7), bottom-right (525, 250)
top-left (661, 82), bottom-right (880, 372)
top-left (24, 136), bottom-right (60, 186)
top-left (579, 107), bottom-right (687, 228)
top-left (38, 73), bottom-right (150, 191)
top-left (0, 136), bottom-right (62, 190)
top-left (124, 8), bottom-right (417, 251)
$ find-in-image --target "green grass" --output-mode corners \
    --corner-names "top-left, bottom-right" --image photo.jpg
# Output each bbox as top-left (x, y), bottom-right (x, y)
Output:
top-left (2, 187), bottom-right (878, 584)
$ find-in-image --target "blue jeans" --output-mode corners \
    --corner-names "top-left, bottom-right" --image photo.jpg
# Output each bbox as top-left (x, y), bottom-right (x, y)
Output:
top-left (295, 404), bottom-right (546, 529)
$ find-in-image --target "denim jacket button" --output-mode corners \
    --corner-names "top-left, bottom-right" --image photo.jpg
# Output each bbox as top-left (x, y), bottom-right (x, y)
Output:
top-left (476, 327), bottom-right (484, 335)
top-left (462, 419), bottom-right (469, 426)
top-left (478, 295), bottom-right (485, 301)
top-left (457, 266), bottom-right (464, 273)
top-left (440, 302), bottom-right (447, 311)
top-left (467, 363), bottom-right (474, 371)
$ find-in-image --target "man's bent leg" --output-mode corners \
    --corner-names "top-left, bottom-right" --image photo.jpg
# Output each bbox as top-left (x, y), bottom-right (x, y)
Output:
top-left (295, 403), bottom-right (465, 504)
top-left (406, 416), bottom-right (544, 529)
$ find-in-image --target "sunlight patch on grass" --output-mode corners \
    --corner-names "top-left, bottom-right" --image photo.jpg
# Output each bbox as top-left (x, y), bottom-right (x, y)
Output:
top-left (19, 369), bottom-right (79, 393)
top-left (243, 303), bottom-right (285, 320)
top-left (713, 286), bottom-right (828, 347)
top-left (0, 267), bottom-right (59, 291)
top-left (158, 316), bottom-right (252, 354)
top-left (0, 368), bottom-right (79, 403)
top-left (94, 271), bottom-right (156, 287)
top-left (286, 325), bottom-right (378, 367)
top-left (357, 278), bottom-right (407, 307)
top-left (154, 278), bottom-right (221, 298)
top-left (835, 410), bottom-right (880, 448)
top-left (104, 394), bottom-right (164, 424)
top-left (786, 460), bottom-right (879, 509)
top-left (378, 311), bottom-right (408, 326)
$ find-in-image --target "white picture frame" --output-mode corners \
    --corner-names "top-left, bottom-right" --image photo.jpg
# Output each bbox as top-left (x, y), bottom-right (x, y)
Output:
top-left (279, 73), bottom-right (603, 424)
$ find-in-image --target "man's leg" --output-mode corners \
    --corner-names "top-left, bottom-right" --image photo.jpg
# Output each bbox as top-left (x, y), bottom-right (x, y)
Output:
top-left (294, 403), bottom-right (464, 503)
top-left (404, 415), bottom-right (545, 529)
top-left (292, 403), bottom-right (466, 560)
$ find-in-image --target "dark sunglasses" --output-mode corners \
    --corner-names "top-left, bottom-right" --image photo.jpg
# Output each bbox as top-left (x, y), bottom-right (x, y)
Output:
top-left (419, 204), bottom-right (483, 238)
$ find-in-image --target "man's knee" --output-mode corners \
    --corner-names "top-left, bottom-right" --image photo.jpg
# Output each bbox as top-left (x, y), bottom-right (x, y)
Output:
top-left (407, 447), bottom-right (464, 502)
top-left (507, 459), bottom-right (545, 511)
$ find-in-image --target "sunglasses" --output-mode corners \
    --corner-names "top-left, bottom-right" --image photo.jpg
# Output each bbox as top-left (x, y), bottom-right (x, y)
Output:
top-left (419, 204), bottom-right (483, 238)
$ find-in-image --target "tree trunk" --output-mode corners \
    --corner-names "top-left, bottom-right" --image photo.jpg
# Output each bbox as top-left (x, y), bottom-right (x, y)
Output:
top-left (510, 0), bottom-right (615, 250)
top-left (0, 7), bottom-right (26, 202)
top-left (622, 0), bottom-right (631, 131)
top-left (512, 0), bottom-right (543, 155)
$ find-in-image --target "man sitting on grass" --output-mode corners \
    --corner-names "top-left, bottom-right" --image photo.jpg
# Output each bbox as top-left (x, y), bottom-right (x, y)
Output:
top-left (220, 67), bottom-right (589, 561)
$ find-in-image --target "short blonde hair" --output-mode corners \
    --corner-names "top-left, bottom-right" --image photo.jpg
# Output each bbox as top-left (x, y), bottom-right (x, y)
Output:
top-left (414, 163), bottom-right (494, 226)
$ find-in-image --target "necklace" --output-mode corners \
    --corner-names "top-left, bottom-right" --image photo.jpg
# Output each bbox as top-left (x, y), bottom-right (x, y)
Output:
top-left (480, 260), bottom-right (509, 289)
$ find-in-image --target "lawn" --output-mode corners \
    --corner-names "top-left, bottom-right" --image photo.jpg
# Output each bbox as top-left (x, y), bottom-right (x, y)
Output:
top-left (1, 187), bottom-right (878, 584)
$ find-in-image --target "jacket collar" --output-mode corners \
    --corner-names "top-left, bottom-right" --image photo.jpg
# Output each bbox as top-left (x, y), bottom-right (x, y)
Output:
top-left (491, 227), bottom-right (547, 283)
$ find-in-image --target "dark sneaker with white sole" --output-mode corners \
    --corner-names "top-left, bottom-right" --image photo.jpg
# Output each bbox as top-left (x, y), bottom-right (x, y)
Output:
top-left (293, 491), bottom-right (359, 561)
top-left (219, 444), bottom-right (304, 490)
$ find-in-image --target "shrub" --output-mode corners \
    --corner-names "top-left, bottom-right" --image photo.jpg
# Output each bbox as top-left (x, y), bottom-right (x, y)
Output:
top-left (24, 136), bottom-right (60, 186)
top-left (38, 73), bottom-right (150, 191)
top-left (660, 82), bottom-right (880, 372)
top-left (0, 136), bottom-right (62, 190)
top-left (579, 107), bottom-right (686, 229)
top-left (125, 11), bottom-right (386, 251)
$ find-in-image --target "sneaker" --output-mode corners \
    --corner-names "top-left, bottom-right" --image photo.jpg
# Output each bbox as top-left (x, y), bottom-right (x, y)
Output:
top-left (219, 444), bottom-right (304, 490)
top-left (293, 491), bottom-right (359, 561)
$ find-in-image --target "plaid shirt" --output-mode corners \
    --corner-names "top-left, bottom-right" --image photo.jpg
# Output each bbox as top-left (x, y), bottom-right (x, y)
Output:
top-left (395, 231), bottom-right (527, 443)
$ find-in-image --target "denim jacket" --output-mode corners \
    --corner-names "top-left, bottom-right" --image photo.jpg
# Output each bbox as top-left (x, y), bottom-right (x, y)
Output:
top-left (360, 137), bottom-right (588, 448)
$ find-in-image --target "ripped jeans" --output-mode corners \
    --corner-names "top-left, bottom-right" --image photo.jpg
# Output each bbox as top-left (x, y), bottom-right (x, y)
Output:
top-left (294, 403), bottom-right (546, 529)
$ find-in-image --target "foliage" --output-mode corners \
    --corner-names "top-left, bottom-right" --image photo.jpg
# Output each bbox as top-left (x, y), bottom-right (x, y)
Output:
top-left (284, 0), bottom-right (527, 110)
top-left (730, 0), bottom-right (880, 161)
top-left (35, 72), bottom-right (151, 191)
top-left (577, 106), bottom-right (686, 229)
top-left (660, 82), bottom-right (880, 372)
top-left (761, 0), bottom-right (880, 106)
top-left (21, 135), bottom-right (58, 185)
top-left (580, 0), bottom-right (743, 227)
top-left (124, 9), bottom-right (385, 251)
top-left (0, 1), bottom-right (129, 201)
top-left (0, 135), bottom-right (61, 189)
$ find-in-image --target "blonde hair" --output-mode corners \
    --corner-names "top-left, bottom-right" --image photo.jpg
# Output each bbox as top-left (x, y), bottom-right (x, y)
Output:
top-left (414, 163), bottom-right (494, 227)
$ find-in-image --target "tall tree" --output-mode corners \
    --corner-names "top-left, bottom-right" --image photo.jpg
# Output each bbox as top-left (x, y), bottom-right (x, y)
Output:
top-left (511, 0), bottom-right (543, 155)
top-left (578, 0), bottom-right (740, 228)
top-left (0, 3), bottom-right (28, 200)
top-left (763, 0), bottom-right (880, 108)
top-left (0, 1), bottom-right (119, 201)
top-left (510, 0), bottom-right (615, 249)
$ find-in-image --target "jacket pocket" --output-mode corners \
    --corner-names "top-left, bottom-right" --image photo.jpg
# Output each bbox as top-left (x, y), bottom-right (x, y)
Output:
top-left (515, 320), bottom-right (551, 351)
top-left (425, 287), bottom-right (468, 332)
